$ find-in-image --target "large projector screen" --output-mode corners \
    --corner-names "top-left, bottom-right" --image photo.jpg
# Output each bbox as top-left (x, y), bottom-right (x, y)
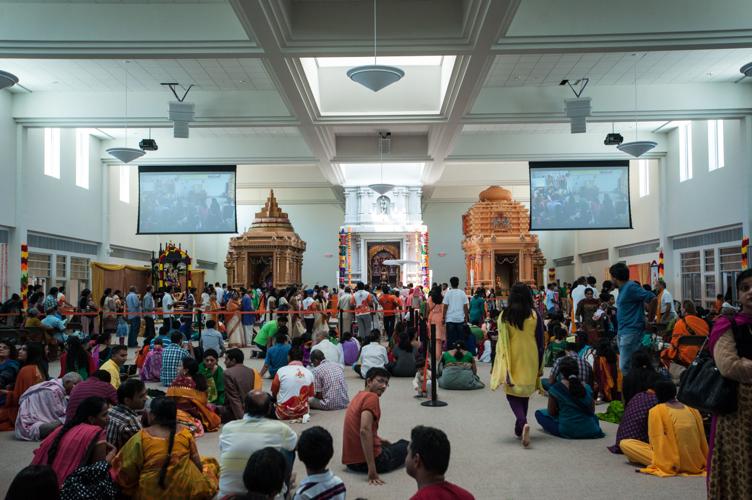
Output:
top-left (529, 160), bottom-right (632, 231)
top-left (138, 165), bottom-right (237, 234)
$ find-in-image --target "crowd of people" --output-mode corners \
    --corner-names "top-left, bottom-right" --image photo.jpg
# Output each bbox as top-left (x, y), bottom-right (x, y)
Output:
top-left (1, 264), bottom-right (750, 499)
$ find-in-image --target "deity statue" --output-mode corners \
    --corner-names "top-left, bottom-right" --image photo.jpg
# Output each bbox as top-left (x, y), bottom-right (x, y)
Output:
top-left (377, 195), bottom-right (391, 216)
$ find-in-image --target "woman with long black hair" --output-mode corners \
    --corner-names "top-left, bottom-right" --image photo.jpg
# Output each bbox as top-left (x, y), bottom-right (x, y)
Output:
top-left (426, 285), bottom-right (446, 361)
top-left (0, 342), bottom-right (47, 431)
top-left (59, 336), bottom-right (95, 380)
top-left (490, 283), bottom-right (544, 448)
top-left (113, 396), bottom-right (219, 498)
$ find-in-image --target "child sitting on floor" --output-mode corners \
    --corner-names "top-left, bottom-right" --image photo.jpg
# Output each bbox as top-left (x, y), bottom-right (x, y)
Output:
top-left (544, 326), bottom-right (568, 367)
top-left (294, 426), bottom-right (346, 499)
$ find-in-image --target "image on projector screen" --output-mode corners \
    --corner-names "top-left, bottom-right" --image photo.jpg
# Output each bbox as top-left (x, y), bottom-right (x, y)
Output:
top-left (138, 166), bottom-right (237, 234)
top-left (529, 161), bottom-right (631, 230)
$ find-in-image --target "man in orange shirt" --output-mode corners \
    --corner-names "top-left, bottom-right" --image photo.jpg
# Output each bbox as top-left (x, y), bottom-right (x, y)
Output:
top-left (342, 367), bottom-right (408, 485)
top-left (379, 287), bottom-right (401, 341)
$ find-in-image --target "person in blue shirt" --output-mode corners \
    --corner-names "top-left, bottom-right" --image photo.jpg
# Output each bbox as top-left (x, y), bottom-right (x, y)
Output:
top-left (240, 287), bottom-right (256, 346)
top-left (125, 286), bottom-right (141, 348)
top-left (259, 330), bottom-right (291, 378)
top-left (609, 262), bottom-right (655, 375)
top-left (41, 307), bottom-right (69, 342)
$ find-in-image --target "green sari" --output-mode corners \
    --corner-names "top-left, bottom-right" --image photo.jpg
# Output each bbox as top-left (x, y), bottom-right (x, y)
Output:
top-left (198, 363), bottom-right (225, 405)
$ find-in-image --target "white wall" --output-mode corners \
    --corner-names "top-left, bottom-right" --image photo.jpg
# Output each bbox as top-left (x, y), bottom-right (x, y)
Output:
top-left (423, 201), bottom-right (472, 285)
top-left (0, 91), bottom-right (15, 227)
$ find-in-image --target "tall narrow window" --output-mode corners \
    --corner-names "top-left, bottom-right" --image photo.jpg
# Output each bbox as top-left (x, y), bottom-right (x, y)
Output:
top-left (708, 119), bottom-right (725, 171)
top-left (638, 159), bottom-right (649, 197)
top-left (119, 165), bottom-right (130, 203)
top-left (679, 121), bottom-right (693, 182)
top-left (43, 128), bottom-right (61, 179)
top-left (75, 129), bottom-right (90, 189)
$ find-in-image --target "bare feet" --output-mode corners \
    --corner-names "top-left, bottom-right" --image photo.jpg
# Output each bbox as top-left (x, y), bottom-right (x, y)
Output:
top-left (521, 424), bottom-right (531, 448)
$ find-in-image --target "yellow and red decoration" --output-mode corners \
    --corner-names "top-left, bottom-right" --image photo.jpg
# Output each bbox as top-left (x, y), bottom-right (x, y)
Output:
top-left (157, 242), bottom-right (192, 289)
top-left (658, 249), bottom-right (665, 278)
top-left (742, 236), bottom-right (749, 270)
top-left (20, 243), bottom-right (28, 308)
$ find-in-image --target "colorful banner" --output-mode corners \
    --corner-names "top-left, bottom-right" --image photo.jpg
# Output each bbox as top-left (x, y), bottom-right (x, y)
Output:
top-left (742, 236), bottom-right (749, 270)
top-left (347, 227), bottom-right (352, 287)
top-left (20, 243), bottom-right (28, 309)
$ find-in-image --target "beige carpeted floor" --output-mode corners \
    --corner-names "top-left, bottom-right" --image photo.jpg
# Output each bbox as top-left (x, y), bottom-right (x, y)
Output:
top-left (0, 346), bottom-right (706, 500)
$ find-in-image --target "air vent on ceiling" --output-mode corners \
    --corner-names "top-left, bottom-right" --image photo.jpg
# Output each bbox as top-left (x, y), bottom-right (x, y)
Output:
top-left (617, 240), bottom-right (660, 258)
top-left (28, 233), bottom-right (98, 256)
top-left (580, 249), bottom-right (609, 263)
top-left (110, 246), bottom-right (152, 262)
top-left (672, 225), bottom-right (742, 251)
top-left (553, 256), bottom-right (574, 266)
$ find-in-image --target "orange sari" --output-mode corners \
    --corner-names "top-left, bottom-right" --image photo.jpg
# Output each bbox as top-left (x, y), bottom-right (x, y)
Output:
top-left (660, 315), bottom-right (709, 367)
top-left (166, 379), bottom-right (221, 433)
top-left (0, 365), bottom-right (43, 431)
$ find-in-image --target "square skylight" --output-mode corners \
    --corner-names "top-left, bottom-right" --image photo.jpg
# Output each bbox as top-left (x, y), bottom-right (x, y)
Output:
top-left (301, 56), bottom-right (456, 116)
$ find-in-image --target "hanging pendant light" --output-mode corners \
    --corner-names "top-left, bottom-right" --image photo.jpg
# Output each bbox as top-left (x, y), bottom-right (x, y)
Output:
top-left (368, 132), bottom-right (394, 194)
top-left (617, 53), bottom-right (656, 158)
top-left (347, 0), bottom-right (404, 92)
top-left (107, 61), bottom-right (145, 164)
top-left (0, 70), bottom-right (19, 91)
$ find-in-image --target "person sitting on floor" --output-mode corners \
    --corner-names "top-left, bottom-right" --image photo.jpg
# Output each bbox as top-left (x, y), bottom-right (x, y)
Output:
top-left (106, 378), bottom-right (147, 450)
top-left (218, 391), bottom-right (297, 498)
top-left (15, 372), bottom-right (82, 441)
top-left (544, 335), bottom-right (593, 391)
top-left (0, 340), bottom-right (20, 407)
top-left (660, 300), bottom-right (709, 368)
top-left (622, 349), bottom-right (661, 406)
top-left (592, 338), bottom-right (621, 403)
top-left (311, 329), bottom-right (345, 367)
top-left (620, 379), bottom-right (708, 476)
top-left (113, 396), bottom-right (219, 498)
top-left (608, 380), bottom-right (659, 454)
top-left (340, 331), bottom-right (360, 367)
top-left (199, 349), bottom-right (225, 405)
top-left (135, 334), bottom-right (154, 371)
top-left (220, 348), bottom-right (261, 423)
top-left (406, 425), bottom-right (475, 500)
top-left (0, 342), bottom-right (47, 432)
top-left (5, 464), bottom-right (60, 500)
top-left (342, 367), bottom-right (409, 485)
top-left (200, 320), bottom-right (226, 357)
top-left (66, 370), bottom-right (117, 423)
top-left (167, 357), bottom-right (221, 433)
top-left (543, 326), bottom-right (568, 367)
top-left (294, 426), bottom-right (346, 500)
top-left (386, 330), bottom-right (419, 378)
top-left (272, 346), bottom-right (315, 420)
top-left (160, 332), bottom-right (192, 387)
top-left (309, 350), bottom-right (349, 411)
top-left (354, 329), bottom-right (389, 379)
top-left (534, 356), bottom-right (605, 439)
top-left (438, 341), bottom-right (485, 391)
top-left (100, 345), bottom-right (128, 390)
top-left (58, 336), bottom-right (96, 380)
top-left (31, 396), bottom-right (114, 488)
top-left (259, 330), bottom-right (291, 378)
top-left (140, 338), bottom-right (164, 382)
top-left (241, 447), bottom-right (289, 500)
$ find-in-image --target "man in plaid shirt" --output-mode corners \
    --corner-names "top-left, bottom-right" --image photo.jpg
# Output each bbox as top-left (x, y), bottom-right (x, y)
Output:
top-left (309, 350), bottom-right (349, 411)
top-left (160, 331), bottom-right (193, 387)
top-left (545, 336), bottom-right (593, 389)
top-left (106, 379), bottom-right (147, 450)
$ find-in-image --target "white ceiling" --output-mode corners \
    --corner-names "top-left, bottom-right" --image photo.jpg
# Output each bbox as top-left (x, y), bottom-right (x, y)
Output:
top-left (1, 58), bottom-right (274, 92)
top-left (462, 121), bottom-right (668, 135)
top-left (94, 126), bottom-right (300, 140)
top-left (484, 49), bottom-right (752, 87)
top-left (0, 0), bottom-right (226, 3)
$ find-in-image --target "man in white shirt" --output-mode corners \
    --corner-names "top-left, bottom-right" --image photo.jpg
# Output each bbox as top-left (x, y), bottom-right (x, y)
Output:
top-left (302, 289), bottom-right (316, 334)
top-left (311, 330), bottom-right (344, 367)
top-left (272, 346), bottom-right (315, 420)
top-left (352, 282), bottom-right (373, 341)
top-left (443, 276), bottom-right (469, 348)
top-left (218, 391), bottom-right (297, 498)
top-left (161, 286), bottom-right (174, 323)
top-left (338, 287), bottom-right (354, 335)
top-left (353, 330), bottom-right (389, 379)
top-left (655, 279), bottom-right (677, 321)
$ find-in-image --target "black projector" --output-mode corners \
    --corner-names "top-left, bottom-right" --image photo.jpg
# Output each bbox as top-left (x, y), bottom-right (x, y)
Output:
top-left (604, 133), bottom-right (624, 146)
top-left (139, 138), bottom-right (158, 151)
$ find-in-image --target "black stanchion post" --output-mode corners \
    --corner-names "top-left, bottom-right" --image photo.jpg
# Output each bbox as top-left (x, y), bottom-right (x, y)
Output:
top-left (421, 323), bottom-right (447, 407)
top-left (339, 309), bottom-right (343, 336)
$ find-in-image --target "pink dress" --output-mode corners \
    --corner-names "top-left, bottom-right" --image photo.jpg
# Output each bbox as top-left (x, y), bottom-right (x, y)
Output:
top-left (427, 298), bottom-right (446, 358)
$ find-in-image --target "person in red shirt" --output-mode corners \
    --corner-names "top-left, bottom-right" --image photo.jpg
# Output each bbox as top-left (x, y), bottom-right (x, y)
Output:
top-left (379, 287), bottom-right (401, 342)
top-left (342, 366), bottom-right (408, 485)
top-left (406, 425), bottom-right (475, 500)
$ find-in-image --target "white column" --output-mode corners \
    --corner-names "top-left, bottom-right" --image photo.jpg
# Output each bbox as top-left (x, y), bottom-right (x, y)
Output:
top-left (742, 116), bottom-right (752, 239)
top-left (8, 125), bottom-right (24, 295)
top-left (408, 187), bottom-right (422, 224)
top-left (344, 187), bottom-right (357, 225)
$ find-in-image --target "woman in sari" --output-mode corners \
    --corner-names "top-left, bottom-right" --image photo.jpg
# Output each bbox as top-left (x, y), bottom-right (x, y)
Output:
top-left (207, 293), bottom-right (221, 325)
top-left (0, 342), bottom-right (47, 431)
top-left (438, 340), bottom-right (484, 390)
top-left (140, 339), bottom-right (164, 382)
top-left (426, 286), bottom-right (446, 361)
top-left (660, 300), bottom-right (709, 368)
top-left (592, 339), bottom-right (621, 403)
top-left (576, 288), bottom-right (602, 345)
top-left (166, 358), bottom-right (221, 432)
top-left (31, 396), bottom-right (113, 487)
top-left (225, 292), bottom-right (244, 348)
top-left (59, 336), bottom-right (96, 380)
top-left (198, 349), bottom-right (225, 405)
top-left (491, 283), bottom-right (544, 448)
top-left (0, 340), bottom-right (20, 406)
top-left (113, 397), bottom-right (219, 499)
top-left (101, 288), bottom-right (117, 334)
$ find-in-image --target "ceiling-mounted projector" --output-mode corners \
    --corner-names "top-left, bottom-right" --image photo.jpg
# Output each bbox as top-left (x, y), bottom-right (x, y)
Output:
top-left (564, 97), bottom-right (591, 134)
top-left (604, 133), bottom-right (624, 146)
top-left (139, 138), bottom-right (158, 151)
top-left (168, 101), bottom-right (194, 138)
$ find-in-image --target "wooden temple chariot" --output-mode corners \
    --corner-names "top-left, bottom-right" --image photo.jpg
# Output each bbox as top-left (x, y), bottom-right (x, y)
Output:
top-left (462, 186), bottom-right (546, 293)
top-left (225, 190), bottom-right (306, 288)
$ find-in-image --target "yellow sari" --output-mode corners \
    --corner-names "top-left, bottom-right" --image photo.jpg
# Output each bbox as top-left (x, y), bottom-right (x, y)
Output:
top-left (113, 428), bottom-right (219, 499)
top-left (491, 312), bottom-right (542, 397)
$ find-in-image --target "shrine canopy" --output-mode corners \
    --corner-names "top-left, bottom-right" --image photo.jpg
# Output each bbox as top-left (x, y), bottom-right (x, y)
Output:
top-left (462, 186), bottom-right (546, 293)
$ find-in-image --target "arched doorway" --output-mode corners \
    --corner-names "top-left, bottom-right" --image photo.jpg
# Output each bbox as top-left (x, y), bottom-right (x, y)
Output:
top-left (368, 242), bottom-right (400, 287)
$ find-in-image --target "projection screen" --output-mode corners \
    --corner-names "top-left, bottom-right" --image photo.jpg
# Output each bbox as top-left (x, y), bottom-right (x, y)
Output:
top-left (529, 160), bottom-right (632, 231)
top-left (138, 165), bottom-right (237, 234)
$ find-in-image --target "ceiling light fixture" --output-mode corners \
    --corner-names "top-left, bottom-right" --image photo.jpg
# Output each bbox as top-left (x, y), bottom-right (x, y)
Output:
top-left (368, 132), bottom-right (395, 195)
top-left (561, 78), bottom-right (590, 134)
top-left (107, 61), bottom-right (145, 164)
top-left (0, 70), bottom-right (19, 91)
top-left (347, 0), bottom-right (404, 92)
top-left (617, 54), bottom-right (656, 158)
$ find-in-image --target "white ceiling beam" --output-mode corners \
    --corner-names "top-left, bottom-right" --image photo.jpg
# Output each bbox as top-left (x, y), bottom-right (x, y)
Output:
top-left (422, 0), bottom-right (522, 185)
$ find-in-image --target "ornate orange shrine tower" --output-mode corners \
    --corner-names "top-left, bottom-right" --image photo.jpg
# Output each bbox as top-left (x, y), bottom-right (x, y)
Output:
top-left (462, 186), bottom-right (546, 293)
top-left (225, 190), bottom-right (306, 288)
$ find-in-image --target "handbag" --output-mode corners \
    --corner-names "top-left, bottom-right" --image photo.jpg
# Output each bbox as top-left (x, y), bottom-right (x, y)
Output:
top-left (60, 460), bottom-right (117, 500)
top-left (677, 319), bottom-right (742, 414)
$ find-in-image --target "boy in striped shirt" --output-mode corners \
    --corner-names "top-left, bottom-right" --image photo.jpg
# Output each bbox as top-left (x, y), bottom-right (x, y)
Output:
top-left (294, 426), bottom-right (346, 500)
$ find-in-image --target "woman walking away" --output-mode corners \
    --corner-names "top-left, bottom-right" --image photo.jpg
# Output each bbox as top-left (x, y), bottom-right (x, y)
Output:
top-left (113, 396), bottom-right (219, 499)
top-left (707, 268), bottom-right (752, 498)
top-left (491, 283), bottom-right (544, 448)
top-left (534, 356), bottom-right (604, 439)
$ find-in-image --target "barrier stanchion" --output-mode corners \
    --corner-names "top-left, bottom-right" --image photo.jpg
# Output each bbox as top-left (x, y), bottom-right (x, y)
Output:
top-left (421, 323), bottom-right (447, 408)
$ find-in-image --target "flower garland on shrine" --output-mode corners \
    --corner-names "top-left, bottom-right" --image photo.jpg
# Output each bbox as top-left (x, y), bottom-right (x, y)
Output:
top-left (156, 242), bottom-right (192, 289)
top-left (347, 228), bottom-right (352, 287)
top-left (338, 229), bottom-right (347, 287)
top-left (20, 243), bottom-right (28, 308)
top-left (421, 231), bottom-right (430, 288)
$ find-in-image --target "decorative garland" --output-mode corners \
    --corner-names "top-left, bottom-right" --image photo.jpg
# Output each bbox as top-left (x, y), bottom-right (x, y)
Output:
top-left (338, 229), bottom-right (347, 287)
top-left (421, 231), bottom-right (429, 288)
top-left (20, 243), bottom-right (28, 308)
top-left (157, 242), bottom-right (192, 289)
top-left (347, 227), bottom-right (352, 287)
top-left (658, 249), bottom-right (664, 277)
top-left (743, 236), bottom-right (749, 270)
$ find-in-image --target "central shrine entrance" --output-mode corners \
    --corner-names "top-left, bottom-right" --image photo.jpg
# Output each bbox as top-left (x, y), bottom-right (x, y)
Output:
top-left (368, 242), bottom-right (400, 287)
top-left (494, 254), bottom-right (519, 292)
top-left (247, 254), bottom-right (273, 288)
